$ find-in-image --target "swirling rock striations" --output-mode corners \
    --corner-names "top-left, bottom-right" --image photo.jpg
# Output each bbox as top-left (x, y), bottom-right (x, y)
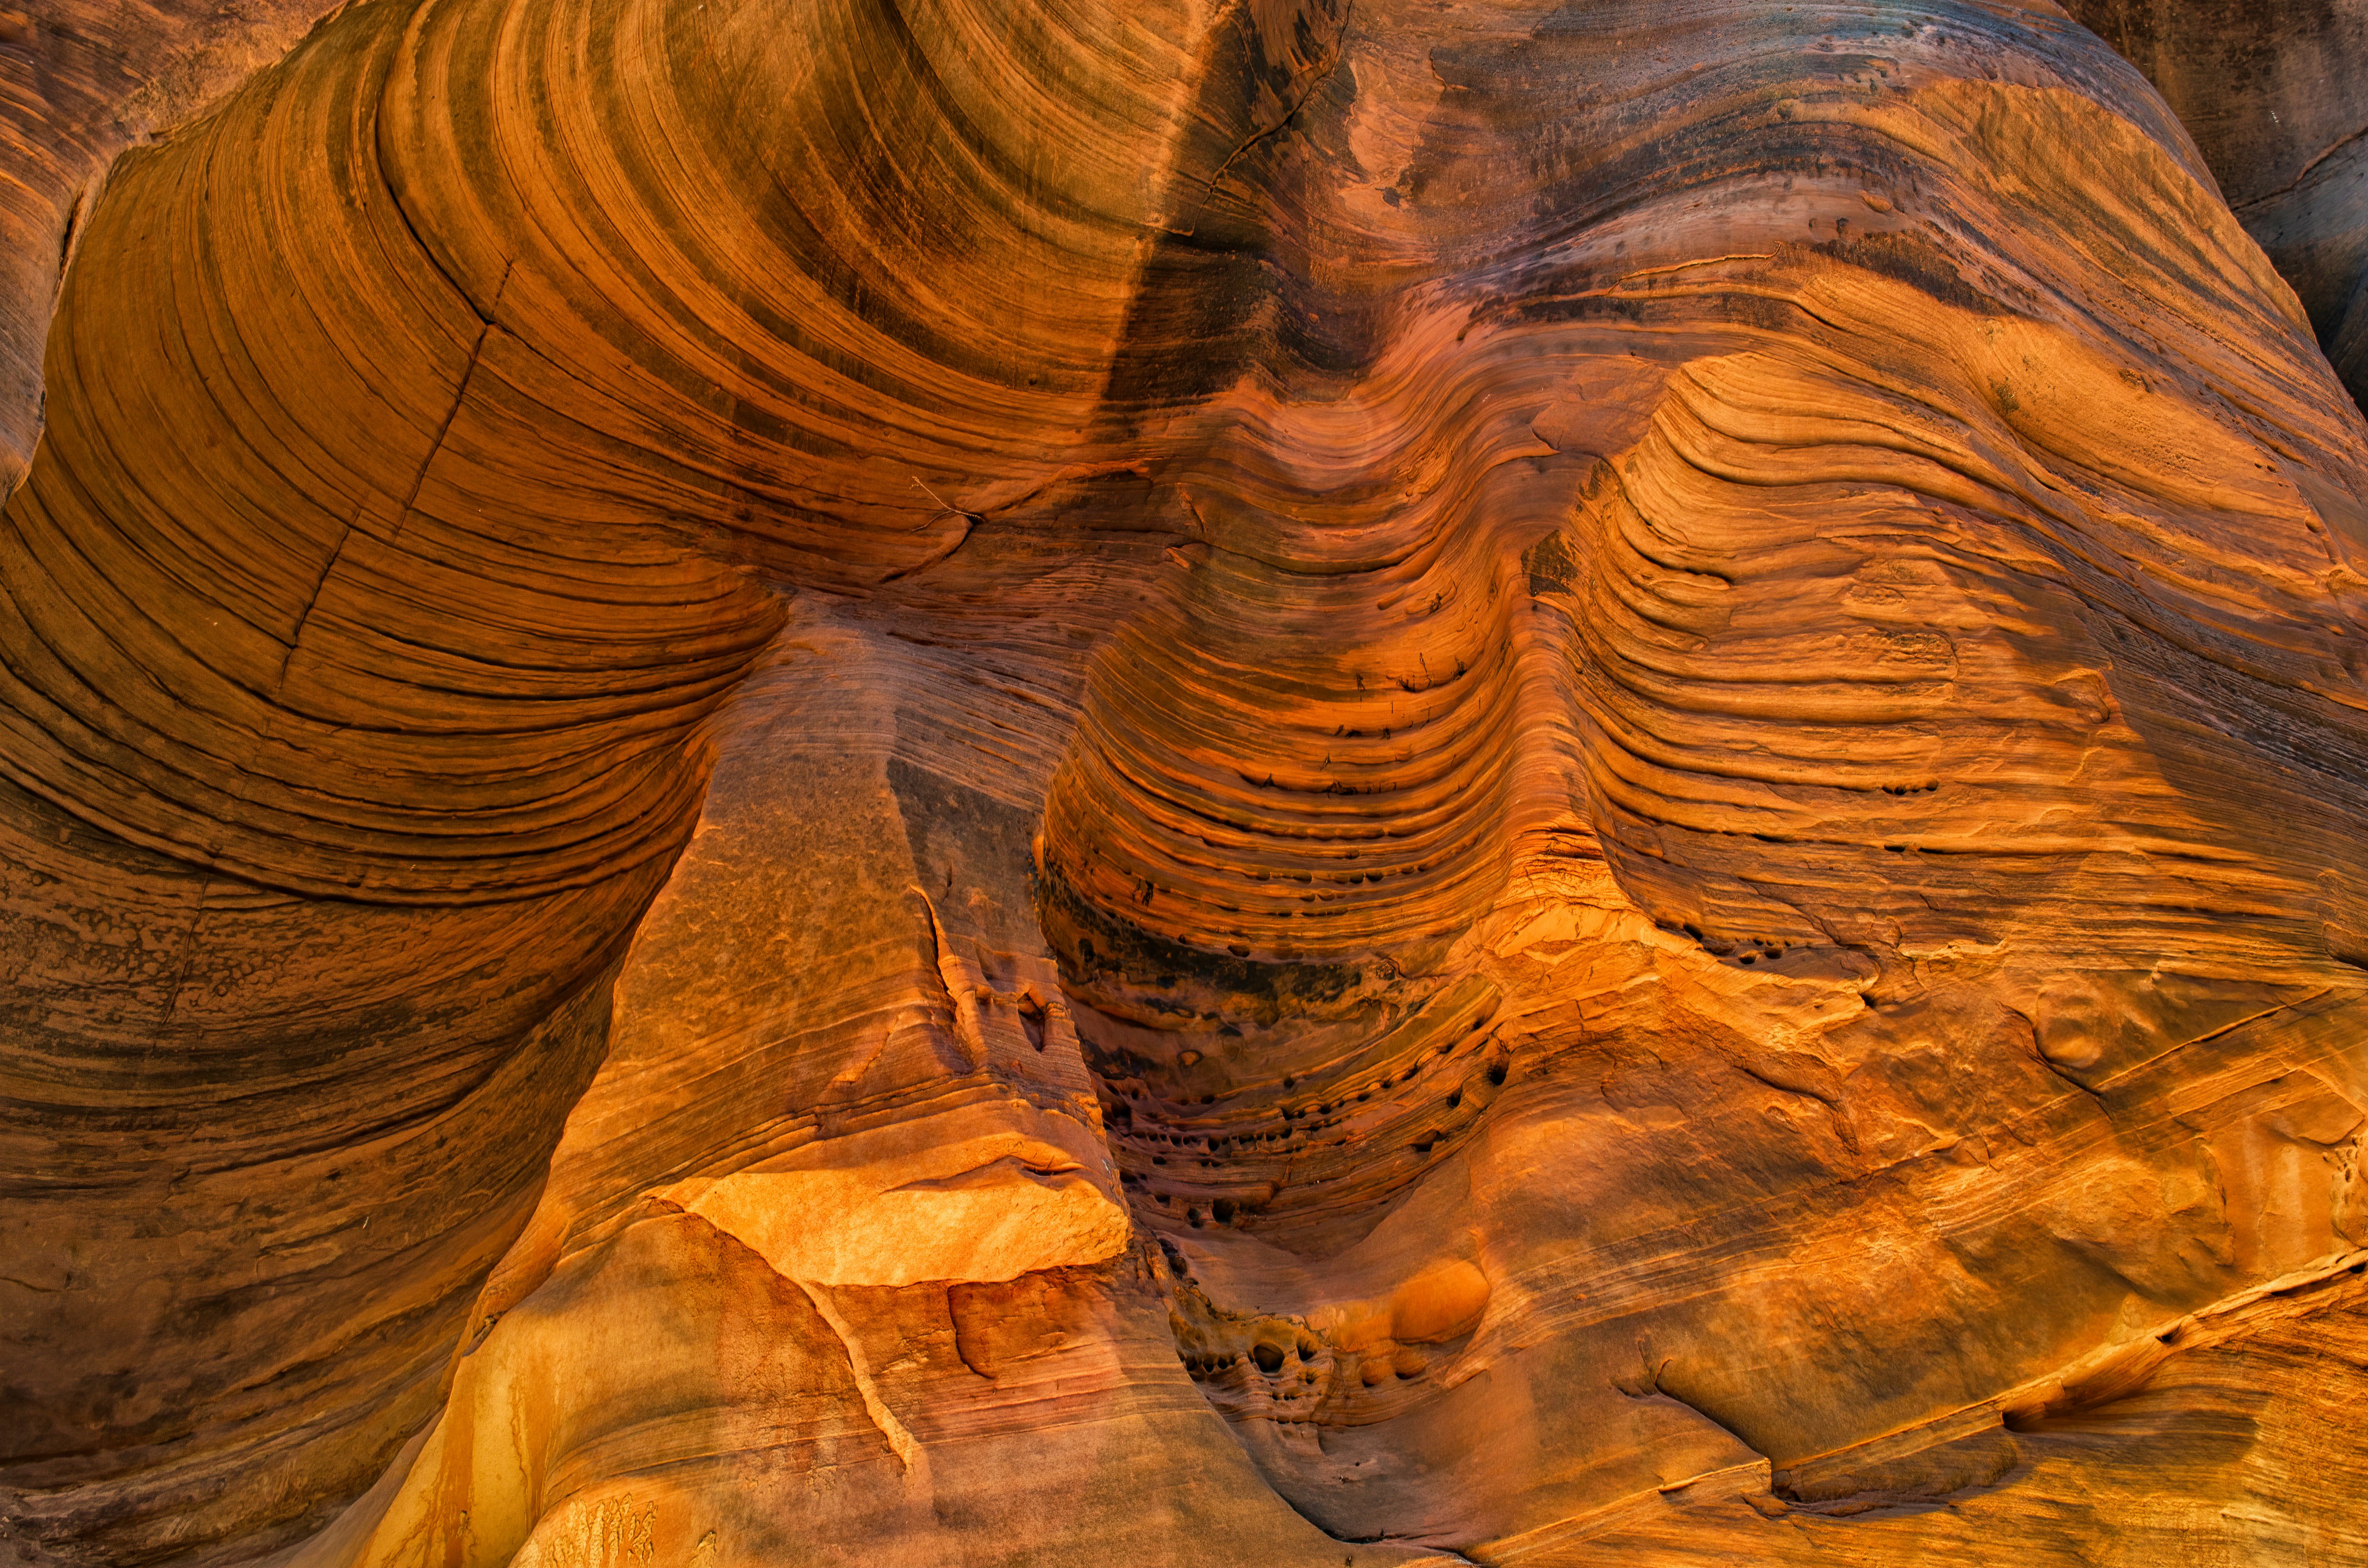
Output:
top-left (0, 0), bottom-right (353, 486)
top-left (5, 1), bottom-right (2368, 1566)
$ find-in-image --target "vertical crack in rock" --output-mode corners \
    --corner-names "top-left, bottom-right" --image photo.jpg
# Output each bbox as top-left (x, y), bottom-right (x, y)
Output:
top-left (793, 1278), bottom-right (925, 1473)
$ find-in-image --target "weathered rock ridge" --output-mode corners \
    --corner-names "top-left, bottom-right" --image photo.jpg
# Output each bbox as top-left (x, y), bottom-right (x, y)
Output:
top-left (5, 1), bottom-right (2368, 1565)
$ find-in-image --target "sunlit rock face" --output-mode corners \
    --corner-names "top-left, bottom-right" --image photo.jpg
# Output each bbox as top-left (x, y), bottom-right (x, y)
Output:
top-left (6, 2), bottom-right (2368, 1565)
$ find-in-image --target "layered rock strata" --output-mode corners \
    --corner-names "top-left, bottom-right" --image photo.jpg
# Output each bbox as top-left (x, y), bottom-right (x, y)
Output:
top-left (5, 1), bottom-right (2368, 1565)
top-left (0, 0), bottom-right (351, 485)
top-left (2066, 0), bottom-right (2368, 409)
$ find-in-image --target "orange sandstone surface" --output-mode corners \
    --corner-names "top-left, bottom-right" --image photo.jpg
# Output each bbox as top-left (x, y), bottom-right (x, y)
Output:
top-left (5, 2), bottom-right (2368, 1564)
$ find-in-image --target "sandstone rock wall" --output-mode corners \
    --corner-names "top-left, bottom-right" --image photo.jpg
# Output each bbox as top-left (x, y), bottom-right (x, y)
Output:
top-left (5, 2), bottom-right (2368, 1565)
top-left (0, 0), bottom-right (353, 484)
top-left (2065, 0), bottom-right (2368, 407)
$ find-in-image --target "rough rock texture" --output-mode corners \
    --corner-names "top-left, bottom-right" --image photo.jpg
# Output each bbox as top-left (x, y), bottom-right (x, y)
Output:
top-left (5, 1), bottom-right (2368, 1565)
top-left (2065, 0), bottom-right (2368, 409)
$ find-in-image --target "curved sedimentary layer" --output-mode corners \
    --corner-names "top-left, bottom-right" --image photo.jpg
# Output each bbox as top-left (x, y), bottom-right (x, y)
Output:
top-left (7, 1), bottom-right (2368, 1565)
top-left (0, 0), bottom-right (357, 488)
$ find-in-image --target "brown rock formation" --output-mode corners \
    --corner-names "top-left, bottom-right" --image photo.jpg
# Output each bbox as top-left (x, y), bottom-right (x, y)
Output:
top-left (5, 1), bottom-right (2368, 1565)
top-left (0, 0), bottom-right (351, 484)
top-left (2066, 0), bottom-right (2368, 408)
